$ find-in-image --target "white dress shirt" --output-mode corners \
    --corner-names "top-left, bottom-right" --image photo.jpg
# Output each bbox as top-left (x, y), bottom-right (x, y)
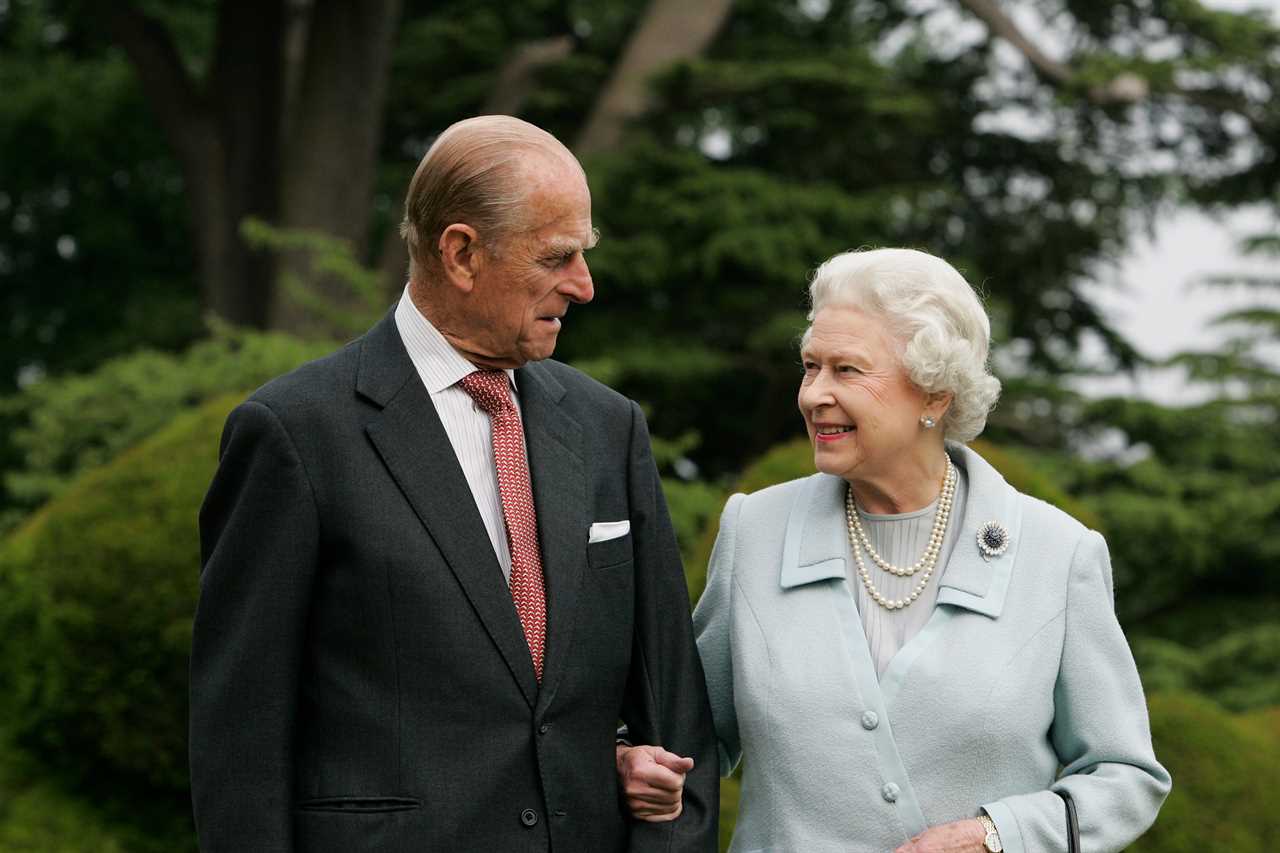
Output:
top-left (394, 286), bottom-right (522, 581)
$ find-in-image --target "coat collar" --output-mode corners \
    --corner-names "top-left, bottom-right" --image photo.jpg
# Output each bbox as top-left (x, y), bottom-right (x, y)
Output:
top-left (778, 442), bottom-right (1022, 619)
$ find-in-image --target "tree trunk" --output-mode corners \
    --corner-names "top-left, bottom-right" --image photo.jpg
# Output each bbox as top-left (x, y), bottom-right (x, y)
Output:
top-left (108, 0), bottom-right (287, 329)
top-left (574, 0), bottom-right (734, 157)
top-left (272, 0), bottom-right (403, 335)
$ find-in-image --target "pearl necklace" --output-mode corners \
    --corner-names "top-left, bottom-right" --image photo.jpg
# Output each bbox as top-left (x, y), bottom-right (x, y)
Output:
top-left (845, 456), bottom-right (956, 611)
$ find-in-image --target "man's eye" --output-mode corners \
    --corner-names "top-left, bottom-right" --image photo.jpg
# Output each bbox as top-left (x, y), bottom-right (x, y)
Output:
top-left (802, 361), bottom-right (819, 373)
top-left (838, 364), bottom-right (861, 374)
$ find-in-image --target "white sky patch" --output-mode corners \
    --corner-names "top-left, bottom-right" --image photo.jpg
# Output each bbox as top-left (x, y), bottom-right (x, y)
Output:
top-left (1074, 205), bottom-right (1280, 403)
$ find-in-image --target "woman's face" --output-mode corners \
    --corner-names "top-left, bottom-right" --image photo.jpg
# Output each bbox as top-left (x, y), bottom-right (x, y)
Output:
top-left (798, 305), bottom-right (930, 483)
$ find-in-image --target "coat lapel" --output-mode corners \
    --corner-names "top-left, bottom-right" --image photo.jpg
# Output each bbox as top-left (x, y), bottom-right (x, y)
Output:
top-left (516, 362), bottom-right (588, 712)
top-left (779, 473), bottom-right (849, 590)
top-left (935, 443), bottom-right (1021, 619)
top-left (358, 313), bottom-right (539, 708)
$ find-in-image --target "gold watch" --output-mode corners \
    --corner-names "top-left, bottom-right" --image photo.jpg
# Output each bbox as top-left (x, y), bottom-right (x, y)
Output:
top-left (978, 813), bottom-right (1003, 853)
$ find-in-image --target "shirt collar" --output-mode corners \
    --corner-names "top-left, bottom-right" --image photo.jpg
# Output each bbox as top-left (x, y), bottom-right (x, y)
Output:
top-left (394, 285), bottom-right (517, 394)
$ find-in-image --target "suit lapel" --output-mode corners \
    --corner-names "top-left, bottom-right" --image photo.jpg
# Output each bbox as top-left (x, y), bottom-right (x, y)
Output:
top-left (358, 313), bottom-right (539, 708)
top-left (516, 362), bottom-right (587, 712)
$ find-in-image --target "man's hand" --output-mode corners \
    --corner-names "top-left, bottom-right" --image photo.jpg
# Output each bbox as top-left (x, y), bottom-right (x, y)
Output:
top-left (893, 818), bottom-right (988, 853)
top-left (615, 744), bottom-right (694, 822)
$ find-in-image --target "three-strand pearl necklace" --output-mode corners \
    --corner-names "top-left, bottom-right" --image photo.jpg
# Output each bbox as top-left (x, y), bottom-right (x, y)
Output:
top-left (844, 455), bottom-right (957, 611)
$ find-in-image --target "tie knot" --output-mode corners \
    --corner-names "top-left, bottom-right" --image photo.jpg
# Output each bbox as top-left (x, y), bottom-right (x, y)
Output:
top-left (460, 370), bottom-right (515, 417)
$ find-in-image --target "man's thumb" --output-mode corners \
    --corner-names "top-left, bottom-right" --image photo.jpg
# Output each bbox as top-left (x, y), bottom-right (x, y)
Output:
top-left (654, 749), bottom-right (694, 772)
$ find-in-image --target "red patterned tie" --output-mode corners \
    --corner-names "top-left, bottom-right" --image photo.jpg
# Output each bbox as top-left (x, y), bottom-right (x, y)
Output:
top-left (460, 370), bottom-right (547, 681)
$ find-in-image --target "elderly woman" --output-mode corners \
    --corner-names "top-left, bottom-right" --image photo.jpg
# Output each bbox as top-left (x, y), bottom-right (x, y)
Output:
top-left (618, 248), bottom-right (1169, 852)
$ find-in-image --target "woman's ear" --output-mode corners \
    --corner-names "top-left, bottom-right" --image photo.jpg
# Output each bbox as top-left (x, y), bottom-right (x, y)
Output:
top-left (438, 223), bottom-right (481, 293)
top-left (924, 390), bottom-right (954, 422)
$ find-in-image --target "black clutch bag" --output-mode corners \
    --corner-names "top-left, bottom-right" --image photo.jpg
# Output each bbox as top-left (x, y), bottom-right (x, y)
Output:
top-left (1055, 789), bottom-right (1081, 853)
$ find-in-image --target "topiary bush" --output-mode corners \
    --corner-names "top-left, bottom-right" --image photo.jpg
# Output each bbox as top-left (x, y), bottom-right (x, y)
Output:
top-left (0, 327), bottom-right (333, 532)
top-left (1130, 693), bottom-right (1280, 853)
top-left (1134, 624), bottom-right (1280, 712)
top-left (0, 393), bottom-right (241, 848)
top-left (0, 740), bottom-right (195, 853)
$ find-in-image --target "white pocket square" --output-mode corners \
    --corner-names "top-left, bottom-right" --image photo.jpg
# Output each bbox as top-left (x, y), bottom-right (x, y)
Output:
top-left (588, 520), bottom-right (630, 543)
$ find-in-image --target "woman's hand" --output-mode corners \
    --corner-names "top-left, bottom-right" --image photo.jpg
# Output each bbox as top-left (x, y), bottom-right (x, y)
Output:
top-left (615, 744), bottom-right (694, 821)
top-left (893, 818), bottom-right (988, 853)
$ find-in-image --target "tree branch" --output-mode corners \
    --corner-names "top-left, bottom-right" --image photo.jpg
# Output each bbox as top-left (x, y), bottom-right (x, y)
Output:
top-left (574, 0), bottom-right (734, 156)
top-left (955, 0), bottom-right (1149, 104)
top-left (957, 0), bottom-right (1270, 124)
top-left (956, 0), bottom-right (1073, 85)
top-left (482, 35), bottom-right (575, 116)
top-left (103, 3), bottom-right (209, 159)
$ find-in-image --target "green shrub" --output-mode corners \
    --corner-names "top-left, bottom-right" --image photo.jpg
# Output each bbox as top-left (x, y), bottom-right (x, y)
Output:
top-left (718, 771), bottom-right (741, 853)
top-left (0, 744), bottom-right (127, 853)
top-left (0, 328), bottom-right (332, 531)
top-left (0, 739), bottom-right (196, 853)
top-left (1134, 623), bottom-right (1280, 712)
top-left (0, 393), bottom-right (241, 847)
top-left (1130, 693), bottom-right (1280, 853)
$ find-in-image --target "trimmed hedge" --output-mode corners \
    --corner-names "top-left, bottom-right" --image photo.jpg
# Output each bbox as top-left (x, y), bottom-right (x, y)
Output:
top-left (1130, 694), bottom-right (1280, 853)
top-left (0, 328), bottom-right (333, 532)
top-left (0, 394), bottom-right (241, 847)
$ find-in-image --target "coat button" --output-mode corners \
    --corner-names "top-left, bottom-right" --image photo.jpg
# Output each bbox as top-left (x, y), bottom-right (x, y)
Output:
top-left (520, 808), bottom-right (539, 827)
top-left (860, 711), bottom-right (879, 730)
top-left (882, 782), bottom-right (900, 803)
top-left (539, 723), bottom-right (551, 734)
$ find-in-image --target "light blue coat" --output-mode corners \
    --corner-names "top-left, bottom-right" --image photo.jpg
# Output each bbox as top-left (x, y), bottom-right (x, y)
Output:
top-left (695, 443), bottom-right (1170, 853)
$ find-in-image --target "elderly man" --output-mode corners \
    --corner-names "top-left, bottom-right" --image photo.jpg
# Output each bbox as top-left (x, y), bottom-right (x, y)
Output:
top-left (190, 115), bottom-right (718, 852)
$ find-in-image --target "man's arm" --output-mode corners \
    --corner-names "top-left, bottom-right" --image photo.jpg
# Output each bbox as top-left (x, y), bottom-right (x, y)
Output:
top-left (618, 400), bottom-right (719, 852)
top-left (190, 400), bottom-right (319, 852)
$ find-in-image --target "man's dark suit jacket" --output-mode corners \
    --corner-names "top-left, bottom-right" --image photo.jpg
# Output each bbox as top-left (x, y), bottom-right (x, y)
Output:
top-left (191, 312), bottom-right (718, 852)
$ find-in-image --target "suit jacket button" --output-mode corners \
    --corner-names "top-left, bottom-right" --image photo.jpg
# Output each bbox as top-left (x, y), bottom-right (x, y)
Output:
top-left (539, 723), bottom-right (551, 734)
top-left (520, 808), bottom-right (539, 827)
top-left (881, 782), bottom-right (900, 803)
top-left (860, 711), bottom-right (879, 730)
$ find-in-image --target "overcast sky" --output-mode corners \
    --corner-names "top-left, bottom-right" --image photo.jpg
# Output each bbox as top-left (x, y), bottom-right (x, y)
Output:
top-left (1072, 0), bottom-right (1280, 402)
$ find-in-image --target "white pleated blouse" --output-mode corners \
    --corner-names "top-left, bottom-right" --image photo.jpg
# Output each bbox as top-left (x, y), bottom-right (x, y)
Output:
top-left (850, 468), bottom-right (969, 676)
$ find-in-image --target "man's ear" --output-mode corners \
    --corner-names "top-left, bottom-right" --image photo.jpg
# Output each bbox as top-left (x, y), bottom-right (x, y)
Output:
top-left (438, 223), bottom-right (481, 293)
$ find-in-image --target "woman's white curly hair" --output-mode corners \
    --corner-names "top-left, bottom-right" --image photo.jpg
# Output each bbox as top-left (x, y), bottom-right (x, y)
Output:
top-left (804, 248), bottom-right (1002, 443)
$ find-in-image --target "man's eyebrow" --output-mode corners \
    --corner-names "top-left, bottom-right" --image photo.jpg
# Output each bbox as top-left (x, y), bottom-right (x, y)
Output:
top-left (545, 228), bottom-right (601, 254)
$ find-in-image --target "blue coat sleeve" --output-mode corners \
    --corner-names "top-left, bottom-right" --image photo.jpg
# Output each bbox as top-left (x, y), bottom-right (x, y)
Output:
top-left (693, 492), bottom-right (746, 777)
top-left (981, 530), bottom-right (1171, 853)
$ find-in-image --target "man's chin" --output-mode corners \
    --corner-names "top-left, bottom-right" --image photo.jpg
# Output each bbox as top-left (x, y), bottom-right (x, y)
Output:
top-left (518, 336), bottom-right (560, 364)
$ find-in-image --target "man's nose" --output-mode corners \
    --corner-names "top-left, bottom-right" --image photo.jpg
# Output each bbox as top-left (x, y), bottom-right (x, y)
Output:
top-left (561, 255), bottom-right (594, 304)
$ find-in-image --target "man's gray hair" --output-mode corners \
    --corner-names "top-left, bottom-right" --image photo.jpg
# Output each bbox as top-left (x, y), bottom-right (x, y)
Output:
top-left (804, 248), bottom-right (1002, 442)
top-left (400, 115), bottom-right (580, 278)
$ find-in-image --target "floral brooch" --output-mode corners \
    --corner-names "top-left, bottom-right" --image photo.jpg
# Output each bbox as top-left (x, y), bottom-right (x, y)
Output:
top-left (976, 521), bottom-right (1010, 561)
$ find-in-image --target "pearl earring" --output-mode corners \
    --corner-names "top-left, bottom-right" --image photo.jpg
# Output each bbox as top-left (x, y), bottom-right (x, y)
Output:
top-left (921, 416), bottom-right (936, 429)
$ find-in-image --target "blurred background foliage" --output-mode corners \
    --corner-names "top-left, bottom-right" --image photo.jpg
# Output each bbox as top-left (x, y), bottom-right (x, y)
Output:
top-left (0, 0), bottom-right (1278, 848)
